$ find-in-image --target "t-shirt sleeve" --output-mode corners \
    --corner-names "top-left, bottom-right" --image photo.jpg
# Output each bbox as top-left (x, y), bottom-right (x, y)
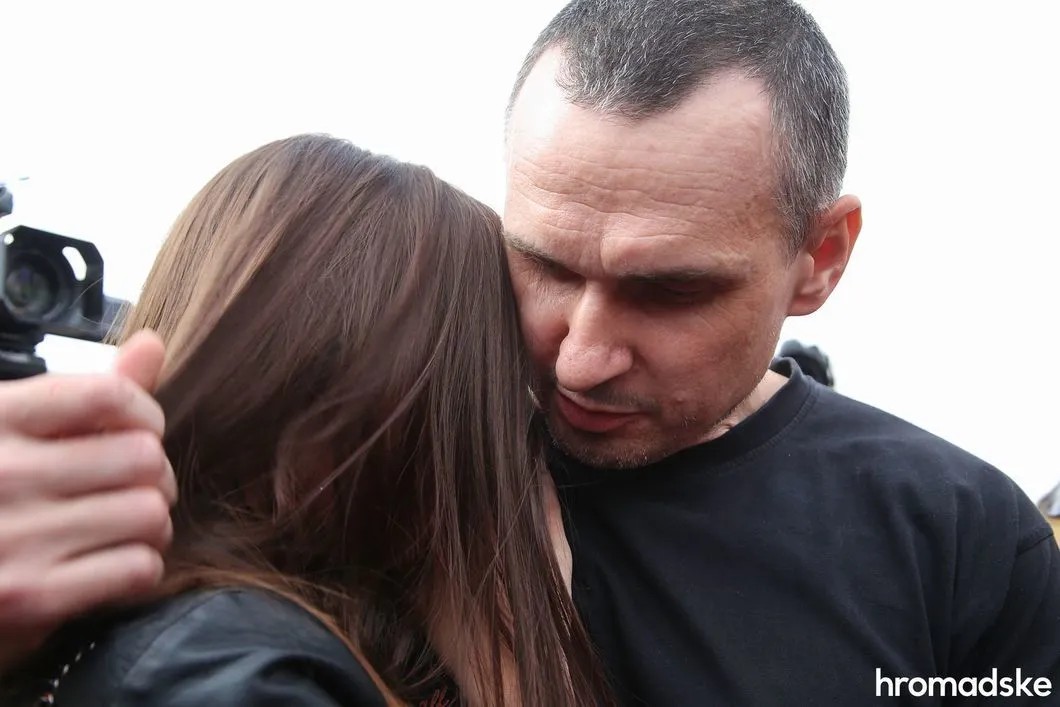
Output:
top-left (950, 489), bottom-right (1060, 703)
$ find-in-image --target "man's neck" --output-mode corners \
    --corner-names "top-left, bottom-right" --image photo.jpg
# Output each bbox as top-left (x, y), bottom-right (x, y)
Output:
top-left (702, 368), bottom-right (789, 442)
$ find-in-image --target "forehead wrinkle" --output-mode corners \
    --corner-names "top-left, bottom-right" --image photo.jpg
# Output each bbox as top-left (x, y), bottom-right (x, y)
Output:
top-left (510, 151), bottom-right (774, 250)
top-left (506, 219), bottom-right (606, 278)
top-left (508, 184), bottom-right (765, 280)
top-left (511, 153), bottom-right (655, 215)
top-left (598, 233), bottom-right (754, 278)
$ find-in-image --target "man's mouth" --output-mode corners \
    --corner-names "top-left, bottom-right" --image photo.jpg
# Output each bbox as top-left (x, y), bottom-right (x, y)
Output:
top-left (553, 391), bottom-right (640, 433)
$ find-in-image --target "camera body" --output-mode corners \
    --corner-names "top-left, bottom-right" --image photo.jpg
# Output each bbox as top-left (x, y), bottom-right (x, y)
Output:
top-left (1, 184), bottom-right (127, 379)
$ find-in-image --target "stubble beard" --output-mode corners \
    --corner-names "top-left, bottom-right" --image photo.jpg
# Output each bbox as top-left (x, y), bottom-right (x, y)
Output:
top-left (541, 405), bottom-right (744, 470)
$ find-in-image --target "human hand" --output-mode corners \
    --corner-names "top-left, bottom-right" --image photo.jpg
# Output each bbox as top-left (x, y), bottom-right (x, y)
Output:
top-left (0, 331), bottom-right (174, 668)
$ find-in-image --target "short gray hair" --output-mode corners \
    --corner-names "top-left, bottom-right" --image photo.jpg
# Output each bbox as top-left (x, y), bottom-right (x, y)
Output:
top-left (507, 0), bottom-right (849, 249)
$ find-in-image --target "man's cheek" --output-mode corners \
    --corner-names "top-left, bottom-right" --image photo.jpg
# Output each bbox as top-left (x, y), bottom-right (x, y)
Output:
top-left (517, 303), bottom-right (556, 349)
top-left (527, 332), bottom-right (556, 375)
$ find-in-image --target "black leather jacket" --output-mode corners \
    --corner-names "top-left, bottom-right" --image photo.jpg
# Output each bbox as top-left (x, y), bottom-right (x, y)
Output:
top-left (37, 589), bottom-right (389, 706)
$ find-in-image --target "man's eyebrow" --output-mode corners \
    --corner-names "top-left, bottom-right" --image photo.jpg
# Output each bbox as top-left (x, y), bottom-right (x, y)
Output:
top-left (504, 231), bottom-right (744, 285)
top-left (503, 233), bottom-right (557, 263)
top-left (622, 268), bottom-right (728, 283)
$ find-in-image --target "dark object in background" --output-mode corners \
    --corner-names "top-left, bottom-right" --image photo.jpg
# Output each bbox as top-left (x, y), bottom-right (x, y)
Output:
top-left (778, 339), bottom-right (834, 388)
top-left (0, 183), bottom-right (11, 218)
top-left (0, 184), bottom-right (127, 379)
top-left (1040, 484), bottom-right (1060, 518)
top-left (1038, 484), bottom-right (1060, 546)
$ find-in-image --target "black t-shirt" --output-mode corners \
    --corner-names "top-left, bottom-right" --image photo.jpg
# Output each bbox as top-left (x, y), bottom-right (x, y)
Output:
top-left (553, 360), bottom-right (1060, 705)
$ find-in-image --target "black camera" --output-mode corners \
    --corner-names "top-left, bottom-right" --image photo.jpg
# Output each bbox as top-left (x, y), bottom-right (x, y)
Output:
top-left (0, 184), bottom-right (128, 379)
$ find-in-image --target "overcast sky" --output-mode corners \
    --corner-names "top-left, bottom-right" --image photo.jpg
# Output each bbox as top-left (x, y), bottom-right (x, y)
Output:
top-left (2, 1), bottom-right (1057, 500)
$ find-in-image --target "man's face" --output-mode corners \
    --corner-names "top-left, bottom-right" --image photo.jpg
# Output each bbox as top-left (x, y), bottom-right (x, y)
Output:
top-left (504, 54), bottom-right (812, 468)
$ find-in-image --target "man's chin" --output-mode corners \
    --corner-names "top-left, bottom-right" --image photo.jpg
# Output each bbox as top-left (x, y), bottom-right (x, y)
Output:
top-left (545, 414), bottom-right (662, 470)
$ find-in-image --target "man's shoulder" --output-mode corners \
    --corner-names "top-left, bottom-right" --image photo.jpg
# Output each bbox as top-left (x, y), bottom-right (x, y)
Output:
top-left (54, 588), bottom-right (386, 706)
top-left (794, 386), bottom-right (1052, 551)
top-left (804, 385), bottom-right (998, 477)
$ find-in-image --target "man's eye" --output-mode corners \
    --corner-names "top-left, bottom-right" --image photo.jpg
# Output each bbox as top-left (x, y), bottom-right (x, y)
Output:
top-left (657, 287), bottom-right (699, 301)
top-left (641, 283), bottom-right (709, 304)
top-left (536, 258), bottom-right (579, 282)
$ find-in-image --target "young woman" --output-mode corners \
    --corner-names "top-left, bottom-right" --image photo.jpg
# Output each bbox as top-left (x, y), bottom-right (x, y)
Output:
top-left (4, 134), bottom-right (609, 706)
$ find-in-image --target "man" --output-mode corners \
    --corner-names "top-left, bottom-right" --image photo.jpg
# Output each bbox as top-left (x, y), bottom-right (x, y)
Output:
top-left (498, 3), bottom-right (1058, 703)
top-left (2, 0), bottom-right (1058, 703)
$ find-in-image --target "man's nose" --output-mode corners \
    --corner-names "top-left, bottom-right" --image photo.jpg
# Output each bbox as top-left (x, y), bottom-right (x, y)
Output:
top-left (554, 289), bottom-right (633, 393)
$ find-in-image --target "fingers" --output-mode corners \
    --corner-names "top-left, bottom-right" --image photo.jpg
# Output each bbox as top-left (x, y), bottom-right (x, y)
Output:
top-left (0, 431), bottom-right (176, 505)
top-left (0, 329), bottom-right (174, 666)
top-left (112, 330), bottom-right (166, 394)
top-left (46, 543), bottom-right (165, 620)
top-left (0, 486), bottom-right (170, 643)
top-left (0, 543), bottom-right (164, 631)
top-left (0, 373), bottom-right (165, 439)
top-left (0, 488), bottom-right (173, 566)
top-left (0, 329), bottom-right (168, 438)
top-left (60, 488), bottom-right (174, 559)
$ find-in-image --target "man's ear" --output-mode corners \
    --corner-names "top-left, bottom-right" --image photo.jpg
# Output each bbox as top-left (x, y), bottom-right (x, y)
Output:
top-left (788, 195), bottom-right (862, 316)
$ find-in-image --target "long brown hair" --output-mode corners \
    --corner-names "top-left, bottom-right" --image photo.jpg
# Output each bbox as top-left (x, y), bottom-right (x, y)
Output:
top-left (118, 134), bottom-right (607, 705)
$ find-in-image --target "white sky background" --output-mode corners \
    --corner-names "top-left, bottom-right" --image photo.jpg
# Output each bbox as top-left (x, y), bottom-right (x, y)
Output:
top-left (2, 1), bottom-right (1058, 500)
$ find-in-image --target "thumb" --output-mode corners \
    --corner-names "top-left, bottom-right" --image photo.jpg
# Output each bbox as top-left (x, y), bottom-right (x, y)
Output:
top-left (112, 330), bottom-right (166, 393)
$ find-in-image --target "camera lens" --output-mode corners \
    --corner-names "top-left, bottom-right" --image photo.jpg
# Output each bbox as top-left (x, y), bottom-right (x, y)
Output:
top-left (4, 254), bottom-right (60, 319)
